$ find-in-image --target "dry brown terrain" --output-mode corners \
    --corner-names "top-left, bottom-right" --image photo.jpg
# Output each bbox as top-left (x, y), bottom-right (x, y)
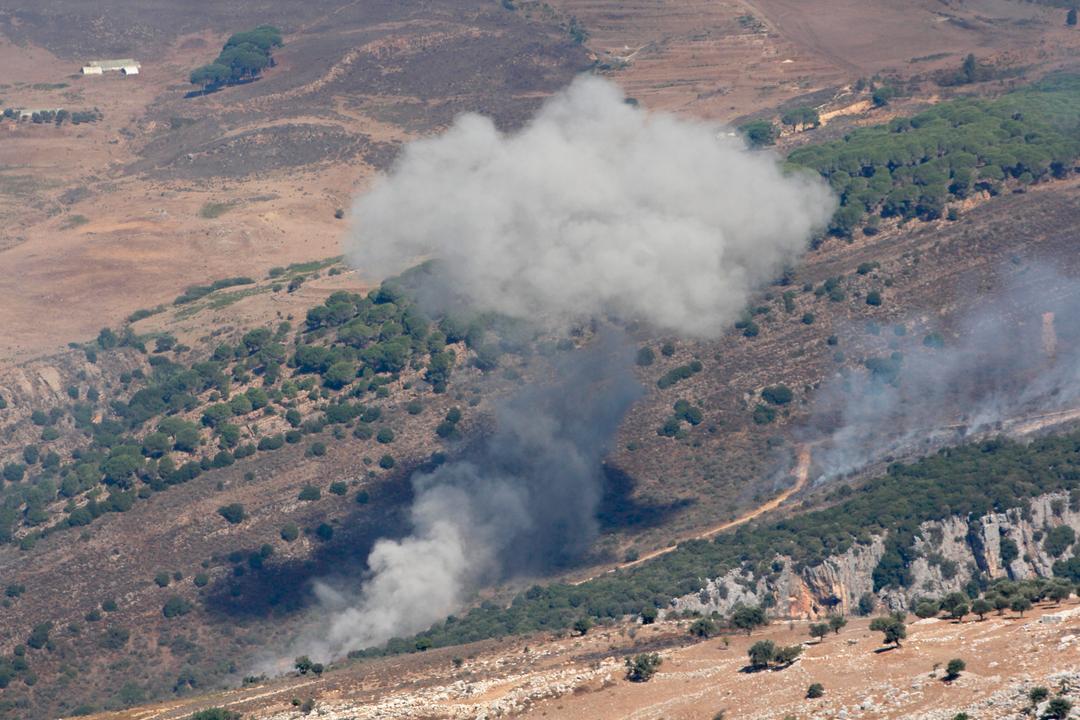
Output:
top-left (0, 1), bottom-right (588, 363)
top-left (4, 2), bottom-right (1080, 718)
top-left (4, 0), bottom-right (1080, 366)
top-left (79, 600), bottom-right (1080, 720)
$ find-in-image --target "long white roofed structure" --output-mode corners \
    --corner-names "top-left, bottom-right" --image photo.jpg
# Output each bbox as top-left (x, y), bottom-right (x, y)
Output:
top-left (81, 59), bottom-right (140, 75)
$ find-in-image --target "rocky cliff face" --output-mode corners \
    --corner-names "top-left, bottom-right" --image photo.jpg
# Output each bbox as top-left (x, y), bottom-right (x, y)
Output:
top-left (672, 491), bottom-right (1080, 618)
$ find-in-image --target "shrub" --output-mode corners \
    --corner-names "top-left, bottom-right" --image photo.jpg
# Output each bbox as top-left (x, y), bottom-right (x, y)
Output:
top-left (257, 434), bottom-right (285, 451)
top-left (689, 617), bottom-right (717, 638)
top-left (162, 596), bottom-right (193, 618)
top-left (625, 653), bottom-right (662, 682)
top-left (636, 347), bottom-right (655, 366)
top-left (761, 385), bottom-right (793, 405)
top-left (307, 441), bottom-right (327, 457)
top-left (866, 290), bottom-right (883, 306)
top-left (329, 480), bottom-right (348, 496)
top-left (26, 622), bottom-right (52, 649)
top-left (154, 572), bottom-right (171, 588)
top-left (194, 573), bottom-right (209, 588)
top-left (1044, 525), bottom-right (1075, 557)
top-left (944, 658), bottom-right (965, 681)
top-left (218, 504), bottom-right (246, 524)
top-left (752, 404), bottom-right (776, 425)
top-left (378, 454), bottom-right (395, 469)
top-left (315, 523), bottom-right (333, 541)
top-left (298, 486), bottom-right (321, 501)
top-left (191, 709), bottom-right (242, 720)
top-left (99, 626), bottom-right (130, 650)
top-left (807, 683), bottom-right (825, 699)
top-left (281, 523), bottom-right (300, 542)
top-left (376, 427), bottom-right (395, 444)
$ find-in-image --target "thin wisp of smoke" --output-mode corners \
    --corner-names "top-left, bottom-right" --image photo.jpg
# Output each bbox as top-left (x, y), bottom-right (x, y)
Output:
top-left (809, 263), bottom-right (1080, 480)
top-left (346, 75), bottom-right (835, 336)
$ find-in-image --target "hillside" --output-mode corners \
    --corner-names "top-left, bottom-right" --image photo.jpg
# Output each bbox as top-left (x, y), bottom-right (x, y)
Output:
top-left (4, 1), bottom-right (1080, 718)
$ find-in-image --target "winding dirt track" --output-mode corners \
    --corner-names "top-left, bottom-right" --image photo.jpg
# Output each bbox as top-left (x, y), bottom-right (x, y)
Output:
top-left (575, 445), bottom-right (814, 584)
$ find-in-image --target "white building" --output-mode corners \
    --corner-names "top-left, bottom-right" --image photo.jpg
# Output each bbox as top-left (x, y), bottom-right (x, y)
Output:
top-left (81, 59), bottom-right (140, 75)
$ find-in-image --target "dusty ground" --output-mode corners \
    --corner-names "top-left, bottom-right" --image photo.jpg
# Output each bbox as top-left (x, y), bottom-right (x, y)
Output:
top-left (547, 0), bottom-right (1080, 121)
top-left (80, 599), bottom-right (1080, 720)
top-left (0, 1), bottom-right (587, 363)
top-left (4, 0), bottom-right (1080, 365)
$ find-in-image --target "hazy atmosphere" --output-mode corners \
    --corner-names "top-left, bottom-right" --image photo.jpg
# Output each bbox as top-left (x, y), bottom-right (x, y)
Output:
top-left (5, 2), bottom-right (1080, 719)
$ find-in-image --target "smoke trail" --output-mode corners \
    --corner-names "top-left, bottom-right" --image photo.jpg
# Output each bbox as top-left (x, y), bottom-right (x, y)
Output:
top-left (291, 75), bottom-right (834, 661)
top-left (298, 336), bottom-right (640, 659)
top-left (809, 263), bottom-right (1080, 480)
top-left (346, 75), bottom-right (835, 336)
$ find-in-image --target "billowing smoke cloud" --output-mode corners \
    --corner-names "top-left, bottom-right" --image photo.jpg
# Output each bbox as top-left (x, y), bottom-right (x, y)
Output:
top-left (290, 75), bottom-right (835, 662)
top-left (809, 263), bottom-right (1080, 480)
top-left (346, 75), bottom-right (835, 336)
top-left (297, 336), bottom-right (639, 660)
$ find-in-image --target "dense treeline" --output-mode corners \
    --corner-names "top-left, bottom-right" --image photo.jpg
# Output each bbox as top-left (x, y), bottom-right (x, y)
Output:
top-left (354, 431), bottom-right (1080, 657)
top-left (0, 262), bottom-right (516, 545)
top-left (189, 25), bottom-right (283, 91)
top-left (787, 73), bottom-right (1080, 236)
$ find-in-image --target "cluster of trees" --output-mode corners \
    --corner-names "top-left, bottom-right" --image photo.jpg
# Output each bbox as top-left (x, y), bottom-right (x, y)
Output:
top-left (658, 399), bottom-right (704, 438)
top-left (174, 277), bottom-right (254, 305)
top-left (1, 108), bottom-right (102, 125)
top-left (348, 430), bottom-right (1080, 660)
top-left (788, 73), bottom-right (1080, 236)
top-left (190, 25), bottom-right (283, 91)
top-left (0, 266), bottom-right (488, 544)
top-left (747, 639), bottom-right (802, 669)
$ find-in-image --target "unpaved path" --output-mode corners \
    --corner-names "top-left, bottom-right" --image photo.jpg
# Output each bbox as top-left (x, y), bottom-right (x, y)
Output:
top-left (575, 444), bottom-right (814, 583)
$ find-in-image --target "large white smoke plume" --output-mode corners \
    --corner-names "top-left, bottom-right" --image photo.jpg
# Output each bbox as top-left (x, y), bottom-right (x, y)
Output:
top-left (294, 75), bottom-right (834, 660)
top-left (347, 75), bottom-right (835, 336)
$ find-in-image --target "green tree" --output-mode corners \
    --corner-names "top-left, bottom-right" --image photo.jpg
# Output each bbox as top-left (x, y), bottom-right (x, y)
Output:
top-left (1045, 696), bottom-right (1072, 719)
top-left (1011, 596), bottom-right (1032, 617)
top-left (162, 596), bottom-right (193, 618)
top-left (944, 657), bottom-right (965, 681)
top-left (1069, 8), bottom-right (1078, 26)
top-left (761, 385), bottom-right (793, 405)
top-left (190, 63), bottom-right (230, 90)
top-left (809, 622), bottom-right (829, 642)
top-left (689, 617), bottom-right (717, 638)
top-left (740, 120), bottom-right (778, 148)
top-left (748, 640), bottom-right (775, 668)
top-left (573, 617), bottom-right (593, 636)
top-left (191, 709), bottom-right (242, 720)
top-left (971, 597), bottom-right (992, 620)
top-left (869, 614), bottom-right (906, 647)
top-left (828, 614), bottom-right (847, 634)
top-left (730, 604), bottom-right (767, 635)
top-left (625, 652), bottom-right (662, 682)
top-left (323, 361), bottom-right (355, 390)
top-left (217, 503), bottom-right (246, 524)
top-left (962, 53), bottom-right (978, 83)
top-left (26, 622), bottom-right (52, 649)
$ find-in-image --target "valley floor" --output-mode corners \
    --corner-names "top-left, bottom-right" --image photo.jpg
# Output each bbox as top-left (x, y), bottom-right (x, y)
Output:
top-left (88, 600), bottom-right (1080, 720)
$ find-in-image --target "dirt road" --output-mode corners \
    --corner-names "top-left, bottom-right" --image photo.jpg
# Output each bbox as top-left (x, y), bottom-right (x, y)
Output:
top-left (575, 444), bottom-right (814, 583)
